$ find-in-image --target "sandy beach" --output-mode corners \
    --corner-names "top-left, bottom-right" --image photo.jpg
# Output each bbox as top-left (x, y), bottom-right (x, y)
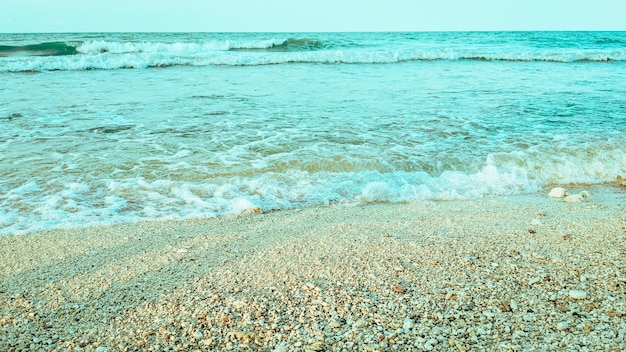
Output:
top-left (1, 186), bottom-right (625, 351)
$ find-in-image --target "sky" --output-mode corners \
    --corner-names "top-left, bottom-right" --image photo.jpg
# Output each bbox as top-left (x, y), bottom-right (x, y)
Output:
top-left (1, 0), bottom-right (625, 33)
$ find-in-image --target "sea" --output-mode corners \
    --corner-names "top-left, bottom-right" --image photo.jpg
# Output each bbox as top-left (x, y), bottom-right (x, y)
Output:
top-left (1, 31), bottom-right (625, 235)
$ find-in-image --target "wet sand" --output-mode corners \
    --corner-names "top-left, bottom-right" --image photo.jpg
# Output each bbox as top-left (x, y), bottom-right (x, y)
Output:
top-left (1, 186), bottom-right (625, 351)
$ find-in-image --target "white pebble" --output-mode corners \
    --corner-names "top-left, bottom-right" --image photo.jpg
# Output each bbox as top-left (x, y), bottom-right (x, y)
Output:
top-left (556, 321), bottom-right (569, 331)
top-left (563, 191), bottom-right (590, 203)
top-left (569, 290), bottom-right (588, 299)
top-left (95, 347), bottom-right (108, 352)
top-left (427, 338), bottom-right (439, 346)
top-left (273, 343), bottom-right (289, 352)
top-left (403, 318), bottom-right (415, 330)
top-left (548, 187), bottom-right (567, 198)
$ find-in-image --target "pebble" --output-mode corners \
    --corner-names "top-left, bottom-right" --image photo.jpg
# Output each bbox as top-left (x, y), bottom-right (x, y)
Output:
top-left (310, 342), bottom-right (326, 351)
top-left (273, 343), bottom-right (289, 352)
top-left (328, 319), bottom-right (344, 328)
top-left (548, 187), bottom-right (567, 198)
top-left (530, 252), bottom-right (549, 263)
top-left (403, 318), bottom-right (415, 330)
top-left (556, 321), bottom-right (570, 331)
top-left (530, 219), bottom-right (541, 226)
top-left (353, 318), bottom-right (368, 329)
top-left (95, 347), bottom-right (108, 352)
top-left (569, 290), bottom-right (588, 300)
top-left (563, 191), bottom-right (590, 203)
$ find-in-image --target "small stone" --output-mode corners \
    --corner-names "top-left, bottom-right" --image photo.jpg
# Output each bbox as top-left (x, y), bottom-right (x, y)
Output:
top-left (310, 342), bottom-right (326, 351)
top-left (329, 319), bottom-right (344, 328)
top-left (549, 187), bottom-right (567, 198)
top-left (353, 318), bottom-right (368, 329)
top-left (531, 219), bottom-right (541, 226)
top-left (243, 207), bottom-right (263, 214)
top-left (549, 294), bottom-right (557, 301)
top-left (569, 290), bottom-right (587, 300)
top-left (557, 303), bottom-right (569, 313)
top-left (530, 252), bottom-right (549, 263)
top-left (556, 321), bottom-right (569, 331)
top-left (563, 191), bottom-right (590, 203)
top-left (383, 233), bottom-right (390, 237)
top-left (273, 343), bottom-right (289, 352)
top-left (95, 347), bottom-right (107, 352)
top-left (392, 285), bottom-right (405, 294)
top-left (423, 342), bottom-right (434, 351)
top-left (177, 248), bottom-right (189, 253)
top-left (403, 318), bottom-right (415, 330)
top-left (529, 277), bottom-right (542, 285)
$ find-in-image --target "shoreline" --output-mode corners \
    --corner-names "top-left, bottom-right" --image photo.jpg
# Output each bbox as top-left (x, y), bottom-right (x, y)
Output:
top-left (1, 187), bottom-right (625, 351)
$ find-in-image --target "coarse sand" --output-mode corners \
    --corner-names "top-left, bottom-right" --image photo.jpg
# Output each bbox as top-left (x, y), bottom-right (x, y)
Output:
top-left (1, 186), bottom-right (625, 351)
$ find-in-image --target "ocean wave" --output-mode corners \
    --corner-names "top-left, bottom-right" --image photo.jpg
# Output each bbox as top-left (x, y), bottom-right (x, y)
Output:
top-left (1, 39), bottom-right (625, 72)
top-left (0, 41), bottom-right (78, 57)
top-left (2, 142), bottom-right (625, 236)
top-left (228, 38), bottom-right (326, 51)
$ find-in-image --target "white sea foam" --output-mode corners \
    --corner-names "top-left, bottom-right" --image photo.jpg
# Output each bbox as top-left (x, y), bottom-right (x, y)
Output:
top-left (2, 144), bottom-right (624, 236)
top-left (1, 41), bottom-right (625, 72)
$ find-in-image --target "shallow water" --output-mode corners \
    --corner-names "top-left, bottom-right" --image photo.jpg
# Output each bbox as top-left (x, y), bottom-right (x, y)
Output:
top-left (1, 32), bottom-right (625, 235)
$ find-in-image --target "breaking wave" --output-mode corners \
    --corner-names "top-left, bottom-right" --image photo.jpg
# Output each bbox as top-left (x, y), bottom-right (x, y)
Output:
top-left (1, 37), bottom-right (625, 72)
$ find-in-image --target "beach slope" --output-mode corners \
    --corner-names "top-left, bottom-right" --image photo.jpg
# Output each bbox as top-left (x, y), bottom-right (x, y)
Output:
top-left (1, 187), bottom-right (625, 351)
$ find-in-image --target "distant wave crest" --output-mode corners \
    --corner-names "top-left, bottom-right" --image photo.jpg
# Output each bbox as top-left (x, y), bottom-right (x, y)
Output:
top-left (229, 38), bottom-right (326, 51)
top-left (0, 41), bottom-right (78, 57)
top-left (1, 38), bottom-right (625, 72)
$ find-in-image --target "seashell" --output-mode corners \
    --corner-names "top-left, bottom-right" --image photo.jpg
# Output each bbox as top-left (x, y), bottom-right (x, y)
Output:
top-left (548, 187), bottom-right (567, 198)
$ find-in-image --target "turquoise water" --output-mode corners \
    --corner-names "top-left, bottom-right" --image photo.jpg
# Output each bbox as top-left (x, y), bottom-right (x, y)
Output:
top-left (1, 32), bottom-right (625, 235)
